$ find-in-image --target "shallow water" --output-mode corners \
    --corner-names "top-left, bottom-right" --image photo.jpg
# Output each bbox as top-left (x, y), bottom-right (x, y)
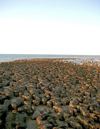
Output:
top-left (0, 54), bottom-right (100, 62)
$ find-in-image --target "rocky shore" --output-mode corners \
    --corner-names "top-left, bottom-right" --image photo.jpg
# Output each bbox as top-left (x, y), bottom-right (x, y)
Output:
top-left (0, 58), bottom-right (100, 129)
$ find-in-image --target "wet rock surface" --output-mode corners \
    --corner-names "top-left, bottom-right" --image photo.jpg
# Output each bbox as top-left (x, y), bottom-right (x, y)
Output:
top-left (0, 58), bottom-right (100, 129)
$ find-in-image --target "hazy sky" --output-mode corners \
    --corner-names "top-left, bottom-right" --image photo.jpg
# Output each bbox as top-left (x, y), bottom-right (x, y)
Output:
top-left (0, 0), bottom-right (100, 54)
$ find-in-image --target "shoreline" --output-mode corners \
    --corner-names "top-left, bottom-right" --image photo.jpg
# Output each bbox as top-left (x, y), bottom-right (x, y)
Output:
top-left (0, 57), bottom-right (100, 66)
top-left (0, 59), bottom-right (100, 128)
top-left (0, 54), bottom-right (100, 63)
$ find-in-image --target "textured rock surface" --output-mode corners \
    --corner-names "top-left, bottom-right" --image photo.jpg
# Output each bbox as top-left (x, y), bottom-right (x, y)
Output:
top-left (0, 58), bottom-right (100, 128)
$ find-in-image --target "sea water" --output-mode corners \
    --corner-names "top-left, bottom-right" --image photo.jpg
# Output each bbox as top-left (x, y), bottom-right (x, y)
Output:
top-left (0, 54), bottom-right (100, 63)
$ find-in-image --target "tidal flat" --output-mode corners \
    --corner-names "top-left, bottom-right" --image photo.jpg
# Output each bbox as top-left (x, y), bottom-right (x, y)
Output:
top-left (0, 58), bottom-right (100, 129)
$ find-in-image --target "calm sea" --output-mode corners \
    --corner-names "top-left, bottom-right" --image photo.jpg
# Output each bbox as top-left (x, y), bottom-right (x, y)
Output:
top-left (0, 54), bottom-right (100, 62)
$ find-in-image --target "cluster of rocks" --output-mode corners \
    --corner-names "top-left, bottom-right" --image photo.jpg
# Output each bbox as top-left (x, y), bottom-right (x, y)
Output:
top-left (0, 58), bottom-right (100, 128)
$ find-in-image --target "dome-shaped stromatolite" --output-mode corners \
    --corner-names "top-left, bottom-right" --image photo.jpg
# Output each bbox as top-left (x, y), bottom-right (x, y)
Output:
top-left (0, 58), bottom-right (100, 128)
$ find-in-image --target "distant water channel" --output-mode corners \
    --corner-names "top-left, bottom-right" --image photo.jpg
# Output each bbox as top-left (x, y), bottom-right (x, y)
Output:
top-left (0, 54), bottom-right (100, 63)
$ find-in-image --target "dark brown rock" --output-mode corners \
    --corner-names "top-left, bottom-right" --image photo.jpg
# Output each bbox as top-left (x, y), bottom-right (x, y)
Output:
top-left (5, 112), bottom-right (14, 129)
top-left (69, 120), bottom-right (82, 129)
top-left (53, 106), bottom-right (64, 113)
top-left (37, 114), bottom-right (57, 128)
top-left (31, 110), bottom-right (40, 120)
top-left (0, 58), bottom-right (100, 128)
top-left (11, 112), bottom-right (27, 128)
top-left (5, 90), bottom-right (14, 98)
top-left (77, 116), bottom-right (89, 128)
top-left (47, 100), bottom-right (53, 107)
top-left (11, 97), bottom-right (24, 109)
top-left (61, 98), bottom-right (69, 105)
top-left (33, 98), bottom-right (41, 106)
top-left (42, 97), bottom-right (48, 105)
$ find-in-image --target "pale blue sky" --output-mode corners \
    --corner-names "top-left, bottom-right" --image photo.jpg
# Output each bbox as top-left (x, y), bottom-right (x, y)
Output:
top-left (0, 0), bottom-right (100, 54)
